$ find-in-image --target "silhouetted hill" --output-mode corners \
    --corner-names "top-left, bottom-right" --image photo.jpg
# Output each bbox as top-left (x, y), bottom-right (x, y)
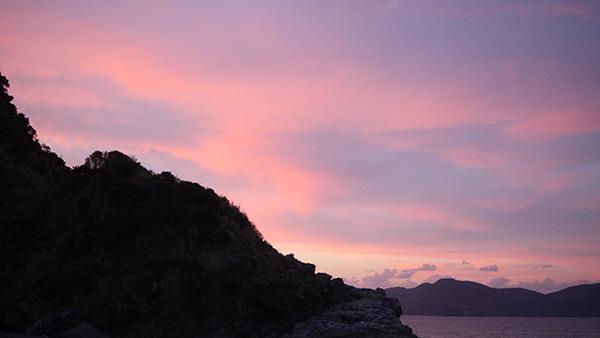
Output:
top-left (386, 278), bottom-right (600, 317)
top-left (0, 72), bottom-right (417, 338)
top-left (545, 283), bottom-right (600, 317)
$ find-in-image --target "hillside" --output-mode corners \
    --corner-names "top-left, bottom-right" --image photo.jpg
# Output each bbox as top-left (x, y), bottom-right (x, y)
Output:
top-left (386, 278), bottom-right (600, 317)
top-left (0, 71), bottom-right (417, 338)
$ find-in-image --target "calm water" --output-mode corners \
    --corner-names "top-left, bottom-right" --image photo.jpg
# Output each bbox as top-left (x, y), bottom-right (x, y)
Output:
top-left (401, 316), bottom-right (600, 338)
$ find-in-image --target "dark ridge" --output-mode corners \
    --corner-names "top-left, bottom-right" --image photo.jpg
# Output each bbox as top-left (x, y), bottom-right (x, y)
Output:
top-left (0, 71), bottom-right (417, 337)
top-left (386, 278), bottom-right (600, 317)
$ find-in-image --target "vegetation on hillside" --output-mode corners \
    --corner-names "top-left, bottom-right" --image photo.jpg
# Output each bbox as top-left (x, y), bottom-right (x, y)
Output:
top-left (0, 72), bottom-right (415, 337)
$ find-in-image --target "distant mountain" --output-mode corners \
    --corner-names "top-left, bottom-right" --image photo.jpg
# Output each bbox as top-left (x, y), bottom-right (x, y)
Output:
top-left (0, 71), bottom-right (417, 338)
top-left (386, 278), bottom-right (600, 317)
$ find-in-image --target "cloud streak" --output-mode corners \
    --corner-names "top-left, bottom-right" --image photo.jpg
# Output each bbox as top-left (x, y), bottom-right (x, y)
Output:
top-left (397, 264), bottom-right (438, 279)
top-left (479, 265), bottom-right (499, 272)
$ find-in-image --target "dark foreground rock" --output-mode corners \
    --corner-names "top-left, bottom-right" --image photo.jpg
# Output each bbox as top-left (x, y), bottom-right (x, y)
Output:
top-left (0, 71), bottom-right (417, 337)
top-left (1, 321), bottom-right (108, 338)
top-left (287, 289), bottom-right (415, 338)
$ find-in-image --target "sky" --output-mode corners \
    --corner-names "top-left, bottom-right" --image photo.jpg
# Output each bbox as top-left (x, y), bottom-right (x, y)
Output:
top-left (1, 0), bottom-right (599, 294)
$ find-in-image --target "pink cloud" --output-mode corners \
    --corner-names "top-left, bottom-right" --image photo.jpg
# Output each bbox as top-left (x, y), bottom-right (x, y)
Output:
top-left (504, 110), bottom-right (600, 139)
top-left (476, 197), bottom-right (535, 212)
top-left (435, 145), bottom-right (510, 170)
top-left (392, 204), bottom-right (485, 231)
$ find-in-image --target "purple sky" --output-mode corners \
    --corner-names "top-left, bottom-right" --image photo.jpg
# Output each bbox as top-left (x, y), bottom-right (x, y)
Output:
top-left (1, 0), bottom-right (599, 293)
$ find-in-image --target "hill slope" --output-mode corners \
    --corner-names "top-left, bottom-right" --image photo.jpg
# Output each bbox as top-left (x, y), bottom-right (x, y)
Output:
top-left (0, 72), bottom-right (417, 338)
top-left (386, 278), bottom-right (600, 317)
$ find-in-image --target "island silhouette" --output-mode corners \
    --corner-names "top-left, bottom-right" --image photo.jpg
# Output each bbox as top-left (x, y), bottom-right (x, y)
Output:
top-left (386, 278), bottom-right (600, 317)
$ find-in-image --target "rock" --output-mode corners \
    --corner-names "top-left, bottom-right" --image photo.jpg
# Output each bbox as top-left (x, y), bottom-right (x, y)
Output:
top-left (286, 290), bottom-right (417, 338)
top-left (24, 311), bottom-right (76, 336)
top-left (0, 333), bottom-right (47, 338)
top-left (0, 322), bottom-right (108, 338)
top-left (54, 323), bottom-right (109, 338)
top-left (315, 272), bottom-right (333, 281)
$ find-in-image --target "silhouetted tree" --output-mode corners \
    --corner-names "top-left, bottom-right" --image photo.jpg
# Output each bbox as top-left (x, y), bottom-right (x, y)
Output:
top-left (84, 150), bottom-right (108, 170)
top-left (0, 71), bottom-right (64, 170)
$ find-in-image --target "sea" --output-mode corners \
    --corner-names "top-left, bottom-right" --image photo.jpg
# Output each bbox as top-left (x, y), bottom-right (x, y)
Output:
top-left (401, 315), bottom-right (600, 338)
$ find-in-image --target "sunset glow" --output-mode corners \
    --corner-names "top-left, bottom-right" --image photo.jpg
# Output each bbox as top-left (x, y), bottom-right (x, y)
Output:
top-left (1, 1), bottom-right (599, 293)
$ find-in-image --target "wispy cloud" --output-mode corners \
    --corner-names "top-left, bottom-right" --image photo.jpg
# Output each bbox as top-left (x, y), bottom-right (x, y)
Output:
top-left (479, 265), bottom-right (499, 272)
top-left (397, 264), bottom-right (438, 279)
top-left (360, 268), bottom-right (399, 289)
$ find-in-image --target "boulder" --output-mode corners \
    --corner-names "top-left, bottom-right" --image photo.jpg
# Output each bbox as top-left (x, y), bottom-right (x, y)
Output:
top-left (54, 323), bottom-right (109, 338)
top-left (286, 290), bottom-right (417, 338)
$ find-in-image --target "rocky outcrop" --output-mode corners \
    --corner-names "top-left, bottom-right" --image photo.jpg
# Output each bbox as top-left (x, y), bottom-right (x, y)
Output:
top-left (55, 323), bottom-right (109, 338)
top-left (288, 289), bottom-right (416, 338)
top-left (0, 322), bottom-right (109, 338)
